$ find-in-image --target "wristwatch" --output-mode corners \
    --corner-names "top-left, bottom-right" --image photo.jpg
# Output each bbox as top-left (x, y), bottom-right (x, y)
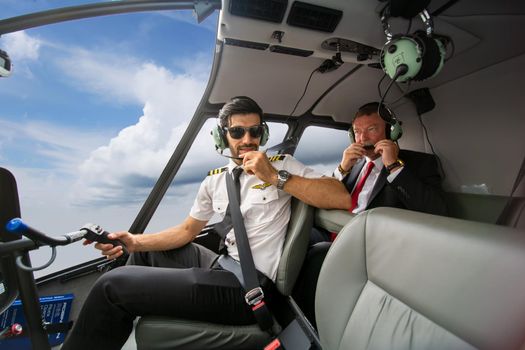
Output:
top-left (386, 159), bottom-right (405, 172)
top-left (276, 170), bottom-right (291, 190)
top-left (337, 164), bottom-right (350, 176)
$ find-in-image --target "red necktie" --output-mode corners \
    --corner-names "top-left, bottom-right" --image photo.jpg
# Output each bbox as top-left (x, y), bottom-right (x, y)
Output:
top-left (349, 161), bottom-right (375, 212)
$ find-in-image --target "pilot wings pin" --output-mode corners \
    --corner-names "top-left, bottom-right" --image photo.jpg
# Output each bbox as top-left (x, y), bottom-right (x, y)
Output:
top-left (251, 182), bottom-right (272, 190)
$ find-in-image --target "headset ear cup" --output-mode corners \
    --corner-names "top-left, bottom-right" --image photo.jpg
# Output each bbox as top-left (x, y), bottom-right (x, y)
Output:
top-left (260, 122), bottom-right (270, 147)
top-left (211, 125), bottom-right (228, 151)
top-left (389, 120), bottom-right (403, 141)
top-left (381, 36), bottom-right (422, 82)
top-left (428, 37), bottom-right (446, 79)
top-left (412, 31), bottom-right (442, 81)
top-left (381, 9), bottom-right (446, 83)
top-left (379, 104), bottom-right (403, 141)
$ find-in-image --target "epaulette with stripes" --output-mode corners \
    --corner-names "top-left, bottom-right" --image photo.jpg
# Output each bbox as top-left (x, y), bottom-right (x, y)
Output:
top-left (207, 166), bottom-right (228, 176)
top-left (267, 155), bottom-right (286, 162)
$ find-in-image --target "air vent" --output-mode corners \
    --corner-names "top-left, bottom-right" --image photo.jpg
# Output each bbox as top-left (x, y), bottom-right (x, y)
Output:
top-left (269, 45), bottom-right (313, 57)
top-left (229, 0), bottom-right (288, 23)
top-left (224, 38), bottom-right (270, 51)
top-left (287, 1), bottom-right (342, 33)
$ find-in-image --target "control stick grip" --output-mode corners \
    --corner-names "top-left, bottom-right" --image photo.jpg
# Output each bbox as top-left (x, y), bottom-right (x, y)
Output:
top-left (81, 224), bottom-right (128, 254)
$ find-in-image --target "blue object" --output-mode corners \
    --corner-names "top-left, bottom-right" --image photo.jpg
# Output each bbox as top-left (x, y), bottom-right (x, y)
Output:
top-left (5, 218), bottom-right (26, 234)
top-left (0, 294), bottom-right (74, 349)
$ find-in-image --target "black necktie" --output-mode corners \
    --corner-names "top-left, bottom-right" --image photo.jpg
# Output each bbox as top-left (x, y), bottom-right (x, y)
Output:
top-left (214, 167), bottom-right (243, 238)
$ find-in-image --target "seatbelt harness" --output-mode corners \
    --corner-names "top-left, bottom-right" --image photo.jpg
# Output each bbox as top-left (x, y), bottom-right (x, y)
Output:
top-left (224, 171), bottom-right (274, 332)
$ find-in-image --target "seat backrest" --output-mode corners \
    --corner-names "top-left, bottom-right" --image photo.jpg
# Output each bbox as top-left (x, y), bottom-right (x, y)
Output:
top-left (0, 167), bottom-right (21, 314)
top-left (274, 197), bottom-right (313, 296)
top-left (316, 207), bottom-right (525, 350)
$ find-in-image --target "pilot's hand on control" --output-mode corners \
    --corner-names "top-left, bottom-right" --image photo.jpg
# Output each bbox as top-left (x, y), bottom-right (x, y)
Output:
top-left (340, 144), bottom-right (365, 172)
top-left (84, 231), bottom-right (135, 260)
top-left (242, 151), bottom-right (278, 184)
top-left (374, 139), bottom-right (399, 167)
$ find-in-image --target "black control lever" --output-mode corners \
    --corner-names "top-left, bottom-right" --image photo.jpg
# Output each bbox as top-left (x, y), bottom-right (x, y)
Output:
top-left (5, 219), bottom-right (127, 254)
top-left (81, 223), bottom-right (128, 255)
top-left (7, 218), bottom-right (85, 246)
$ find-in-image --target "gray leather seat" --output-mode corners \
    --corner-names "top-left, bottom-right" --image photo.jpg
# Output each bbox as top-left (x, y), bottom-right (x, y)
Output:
top-left (316, 207), bottom-right (525, 350)
top-left (135, 198), bottom-right (313, 349)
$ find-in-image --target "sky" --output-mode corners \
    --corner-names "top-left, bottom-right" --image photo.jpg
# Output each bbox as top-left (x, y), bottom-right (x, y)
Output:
top-left (0, 1), bottom-right (223, 274)
top-left (0, 1), bottom-right (347, 276)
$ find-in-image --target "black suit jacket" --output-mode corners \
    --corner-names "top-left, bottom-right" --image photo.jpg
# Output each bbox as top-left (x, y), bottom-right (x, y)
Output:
top-left (343, 150), bottom-right (447, 216)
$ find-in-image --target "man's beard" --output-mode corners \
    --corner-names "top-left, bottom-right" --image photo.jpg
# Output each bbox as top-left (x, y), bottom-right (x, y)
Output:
top-left (231, 143), bottom-right (259, 158)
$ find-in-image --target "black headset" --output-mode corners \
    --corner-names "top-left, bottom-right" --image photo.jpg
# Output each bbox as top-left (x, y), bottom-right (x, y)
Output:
top-left (348, 102), bottom-right (403, 143)
top-left (380, 9), bottom-right (446, 82)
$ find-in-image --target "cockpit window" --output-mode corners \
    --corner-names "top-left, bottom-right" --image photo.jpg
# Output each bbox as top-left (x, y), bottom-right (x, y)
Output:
top-left (294, 126), bottom-right (350, 175)
top-left (0, 4), bottom-right (218, 276)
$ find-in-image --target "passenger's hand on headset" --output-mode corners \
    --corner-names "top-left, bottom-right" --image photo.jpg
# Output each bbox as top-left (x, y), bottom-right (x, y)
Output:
top-left (242, 151), bottom-right (278, 184)
top-left (374, 139), bottom-right (399, 167)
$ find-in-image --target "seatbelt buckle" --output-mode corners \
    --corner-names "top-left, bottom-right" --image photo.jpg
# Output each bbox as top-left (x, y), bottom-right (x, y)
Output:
top-left (245, 287), bottom-right (265, 309)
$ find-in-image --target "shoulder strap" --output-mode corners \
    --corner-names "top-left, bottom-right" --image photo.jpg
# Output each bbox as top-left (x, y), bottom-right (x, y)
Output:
top-left (224, 173), bottom-right (275, 332)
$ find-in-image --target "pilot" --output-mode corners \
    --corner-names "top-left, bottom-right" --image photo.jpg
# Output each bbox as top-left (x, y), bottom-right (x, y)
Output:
top-left (62, 96), bottom-right (351, 350)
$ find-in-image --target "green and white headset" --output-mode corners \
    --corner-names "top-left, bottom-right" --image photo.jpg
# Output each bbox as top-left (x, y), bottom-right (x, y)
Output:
top-left (380, 9), bottom-right (446, 82)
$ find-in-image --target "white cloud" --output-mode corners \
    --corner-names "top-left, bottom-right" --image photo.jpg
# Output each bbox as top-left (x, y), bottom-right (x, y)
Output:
top-left (1, 32), bottom-right (213, 206)
top-left (0, 118), bottom-right (112, 172)
top-left (55, 48), bottom-right (210, 205)
top-left (1, 31), bottom-right (41, 61)
top-left (57, 47), bottom-right (209, 109)
top-left (171, 51), bottom-right (214, 82)
top-left (55, 48), bottom-right (144, 105)
top-left (0, 30), bottom-right (42, 77)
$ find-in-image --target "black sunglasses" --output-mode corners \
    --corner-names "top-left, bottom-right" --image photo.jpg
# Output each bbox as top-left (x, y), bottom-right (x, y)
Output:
top-left (224, 125), bottom-right (264, 139)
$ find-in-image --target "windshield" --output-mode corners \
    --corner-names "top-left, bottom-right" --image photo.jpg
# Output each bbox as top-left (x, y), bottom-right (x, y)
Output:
top-left (0, 2), bottom-right (219, 276)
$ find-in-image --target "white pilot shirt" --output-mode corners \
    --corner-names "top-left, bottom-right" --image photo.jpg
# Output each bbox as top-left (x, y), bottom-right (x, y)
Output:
top-left (190, 154), bottom-right (322, 281)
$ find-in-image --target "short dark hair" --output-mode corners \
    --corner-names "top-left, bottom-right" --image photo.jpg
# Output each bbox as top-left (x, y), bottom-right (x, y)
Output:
top-left (218, 96), bottom-right (264, 128)
top-left (355, 102), bottom-right (380, 119)
top-left (353, 102), bottom-right (393, 124)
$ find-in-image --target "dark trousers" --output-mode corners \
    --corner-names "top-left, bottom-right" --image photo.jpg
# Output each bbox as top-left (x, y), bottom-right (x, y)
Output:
top-left (292, 242), bottom-right (331, 329)
top-left (61, 243), bottom-right (256, 350)
top-left (309, 226), bottom-right (332, 246)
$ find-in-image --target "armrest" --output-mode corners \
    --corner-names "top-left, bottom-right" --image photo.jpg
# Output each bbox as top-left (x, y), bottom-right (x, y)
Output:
top-left (314, 209), bottom-right (355, 233)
